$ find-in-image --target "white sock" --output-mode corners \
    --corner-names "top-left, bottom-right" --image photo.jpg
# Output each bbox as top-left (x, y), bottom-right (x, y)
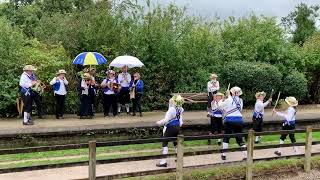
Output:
top-left (117, 104), bottom-right (121, 113)
top-left (23, 112), bottom-right (29, 123)
top-left (125, 104), bottom-right (129, 113)
top-left (159, 147), bottom-right (168, 164)
top-left (241, 145), bottom-right (247, 158)
top-left (255, 136), bottom-right (260, 142)
top-left (218, 139), bottom-right (221, 143)
top-left (222, 142), bottom-right (228, 156)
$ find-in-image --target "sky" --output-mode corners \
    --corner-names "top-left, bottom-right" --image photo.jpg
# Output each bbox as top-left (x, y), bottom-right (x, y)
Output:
top-left (139, 0), bottom-right (320, 21)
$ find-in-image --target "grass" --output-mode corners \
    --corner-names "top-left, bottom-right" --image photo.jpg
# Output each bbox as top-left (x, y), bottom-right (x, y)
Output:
top-left (0, 132), bottom-right (319, 169)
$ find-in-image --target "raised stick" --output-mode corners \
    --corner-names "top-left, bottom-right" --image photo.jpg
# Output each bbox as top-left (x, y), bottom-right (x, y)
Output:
top-left (272, 91), bottom-right (281, 116)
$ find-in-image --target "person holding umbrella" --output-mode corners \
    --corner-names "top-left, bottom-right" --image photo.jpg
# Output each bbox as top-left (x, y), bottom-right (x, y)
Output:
top-left (117, 65), bottom-right (131, 114)
top-left (49, 69), bottom-right (68, 119)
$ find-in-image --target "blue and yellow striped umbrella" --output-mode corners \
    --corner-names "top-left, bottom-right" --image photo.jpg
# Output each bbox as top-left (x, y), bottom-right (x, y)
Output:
top-left (73, 52), bottom-right (107, 66)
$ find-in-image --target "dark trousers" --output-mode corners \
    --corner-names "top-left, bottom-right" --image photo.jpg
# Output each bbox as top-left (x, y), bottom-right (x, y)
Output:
top-left (280, 123), bottom-right (296, 143)
top-left (132, 93), bottom-right (142, 114)
top-left (32, 92), bottom-right (43, 117)
top-left (162, 125), bottom-right (180, 147)
top-left (55, 94), bottom-right (66, 118)
top-left (21, 93), bottom-right (32, 113)
top-left (207, 91), bottom-right (217, 109)
top-left (252, 117), bottom-right (263, 132)
top-left (103, 94), bottom-right (117, 116)
top-left (210, 116), bottom-right (223, 134)
top-left (223, 121), bottom-right (245, 146)
top-left (79, 95), bottom-right (92, 117)
top-left (118, 88), bottom-right (130, 105)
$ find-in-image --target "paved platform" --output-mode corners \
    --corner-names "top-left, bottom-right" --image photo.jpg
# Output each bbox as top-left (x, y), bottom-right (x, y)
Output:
top-left (0, 105), bottom-right (319, 135)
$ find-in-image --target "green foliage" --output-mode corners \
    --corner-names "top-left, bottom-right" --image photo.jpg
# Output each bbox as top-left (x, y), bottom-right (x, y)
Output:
top-left (282, 71), bottom-right (308, 100)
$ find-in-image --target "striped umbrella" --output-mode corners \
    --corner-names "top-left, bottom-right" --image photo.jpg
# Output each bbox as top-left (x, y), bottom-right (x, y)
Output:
top-left (73, 52), bottom-right (107, 66)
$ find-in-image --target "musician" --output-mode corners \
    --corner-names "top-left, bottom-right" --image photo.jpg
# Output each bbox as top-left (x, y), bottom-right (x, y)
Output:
top-left (117, 65), bottom-right (131, 114)
top-left (156, 95), bottom-right (184, 167)
top-left (210, 92), bottom-right (224, 145)
top-left (219, 86), bottom-right (246, 161)
top-left (253, 92), bottom-right (272, 143)
top-left (101, 70), bottom-right (119, 117)
top-left (78, 73), bottom-right (93, 119)
top-left (130, 73), bottom-right (144, 117)
top-left (88, 67), bottom-right (99, 117)
top-left (274, 97), bottom-right (298, 156)
top-left (50, 70), bottom-right (68, 119)
top-left (207, 73), bottom-right (220, 116)
top-left (19, 65), bottom-right (37, 125)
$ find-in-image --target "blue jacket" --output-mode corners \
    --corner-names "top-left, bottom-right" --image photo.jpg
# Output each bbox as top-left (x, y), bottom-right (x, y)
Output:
top-left (130, 79), bottom-right (144, 94)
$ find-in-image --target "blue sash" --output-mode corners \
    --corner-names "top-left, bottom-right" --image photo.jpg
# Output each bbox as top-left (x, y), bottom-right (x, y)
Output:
top-left (165, 108), bottom-right (181, 127)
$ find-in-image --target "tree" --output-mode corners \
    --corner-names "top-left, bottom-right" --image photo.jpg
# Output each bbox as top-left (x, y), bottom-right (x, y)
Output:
top-left (282, 3), bottom-right (319, 46)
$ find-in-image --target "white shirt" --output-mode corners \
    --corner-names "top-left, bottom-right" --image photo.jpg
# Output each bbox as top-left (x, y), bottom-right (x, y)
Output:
top-left (101, 78), bottom-right (117, 95)
top-left (19, 72), bottom-right (33, 88)
top-left (276, 107), bottom-right (296, 122)
top-left (220, 96), bottom-right (243, 117)
top-left (50, 77), bottom-right (68, 95)
top-left (207, 80), bottom-right (220, 93)
top-left (118, 72), bottom-right (131, 88)
top-left (211, 99), bottom-right (223, 117)
top-left (157, 106), bottom-right (184, 127)
top-left (254, 99), bottom-right (270, 115)
top-left (81, 79), bottom-right (89, 95)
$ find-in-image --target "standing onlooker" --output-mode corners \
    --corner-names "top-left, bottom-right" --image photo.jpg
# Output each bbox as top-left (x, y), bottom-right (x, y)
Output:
top-left (117, 65), bottom-right (131, 114)
top-left (207, 73), bottom-right (220, 116)
top-left (78, 73), bottom-right (93, 119)
top-left (50, 69), bottom-right (68, 119)
top-left (88, 67), bottom-right (99, 117)
top-left (101, 70), bottom-right (119, 117)
top-left (130, 72), bottom-right (144, 117)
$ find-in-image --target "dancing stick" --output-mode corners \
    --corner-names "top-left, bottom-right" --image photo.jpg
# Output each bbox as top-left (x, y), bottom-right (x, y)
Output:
top-left (272, 91), bottom-right (281, 116)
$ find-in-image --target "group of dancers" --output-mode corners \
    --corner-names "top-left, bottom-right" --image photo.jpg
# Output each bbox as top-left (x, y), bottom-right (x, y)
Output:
top-left (156, 73), bottom-right (299, 167)
top-left (19, 65), bottom-right (144, 125)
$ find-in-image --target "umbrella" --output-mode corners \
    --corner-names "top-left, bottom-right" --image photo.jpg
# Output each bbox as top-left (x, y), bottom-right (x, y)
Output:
top-left (109, 55), bottom-right (144, 68)
top-left (73, 52), bottom-right (107, 66)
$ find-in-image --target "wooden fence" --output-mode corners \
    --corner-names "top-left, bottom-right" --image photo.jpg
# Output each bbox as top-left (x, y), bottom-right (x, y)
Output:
top-left (0, 126), bottom-right (320, 180)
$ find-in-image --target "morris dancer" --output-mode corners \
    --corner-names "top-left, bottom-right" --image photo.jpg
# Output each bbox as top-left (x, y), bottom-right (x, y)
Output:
top-left (50, 70), bottom-right (68, 119)
top-left (19, 65), bottom-right (37, 125)
top-left (220, 86), bottom-right (246, 160)
top-left (156, 95), bottom-right (184, 167)
top-left (78, 73), bottom-right (93, 119)
top-left (101, 70), bottom-right (119, 117)
top-left (30, 70), bottom-right (45, 119)
top-left (207, 73), bottom-right (220, 116)
top-left (130, 72), bottom-right (144, 117)
top-left (253, 92), bottom-right (272, 143)
top-left (210, 92), bottom-right (224, 145)
top-left (117, 65), bottom-right (131, 114)
top-left (274, 97), bottom-right (298, 156)
top-left (88, 67), bottom-right (99, 117)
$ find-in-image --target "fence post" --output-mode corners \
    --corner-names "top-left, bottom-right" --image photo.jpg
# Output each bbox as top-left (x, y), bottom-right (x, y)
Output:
top-left (89, 141), bottom-right (96, 180)
top-left (246, 130), bottom-right (254, 180)
top-left (176, 135), bottom-right (184, 180)
top-left (304, 126), bottom-right (312, 172)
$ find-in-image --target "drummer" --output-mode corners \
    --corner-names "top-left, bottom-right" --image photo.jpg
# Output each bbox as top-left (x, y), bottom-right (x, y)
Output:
top-left (117, 65), bottom-right (131, 115)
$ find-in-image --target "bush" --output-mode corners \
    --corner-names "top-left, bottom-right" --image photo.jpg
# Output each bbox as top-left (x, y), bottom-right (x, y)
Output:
top-left (282, 71), bottom-right (308, 101)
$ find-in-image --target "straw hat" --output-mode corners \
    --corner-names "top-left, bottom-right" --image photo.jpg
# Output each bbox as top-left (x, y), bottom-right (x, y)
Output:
top-left (285, 97), bottom-right (298, 107)
top-left (106, 70), bottom-right (115, 75)
top-left (230, 86), bottom-right (242, 96)
top-left (56, 69), bottom-right (67, 75)
top-left (170, 95), bottom-right (185, 107)
top-left (255, 91), bottom-right (266, 99)
top-left (210, 73), bottom-right (218, 79)
top-left (23, 65), bottom-right (37, 71)
top-left (83, 73), bottom-right (92, 80)
top-left (214, 92), bottom-right (225, 98)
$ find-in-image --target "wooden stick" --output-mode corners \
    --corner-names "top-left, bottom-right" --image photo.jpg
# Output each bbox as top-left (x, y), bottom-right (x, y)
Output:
top-left (272, 91), bottom-right (281, 116)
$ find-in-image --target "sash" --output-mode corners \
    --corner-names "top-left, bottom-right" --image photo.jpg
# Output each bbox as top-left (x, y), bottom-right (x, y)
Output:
top-left (225, 97), bottom-right (241, 116)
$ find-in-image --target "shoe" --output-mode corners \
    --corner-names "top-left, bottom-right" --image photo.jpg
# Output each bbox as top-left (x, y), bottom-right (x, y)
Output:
top-left (132, 113), bottom-right (136, 116)
top-left (139, 113), bottom-right (143, 117)
top-left (274, 151), bottom-right (281, 156)
top-left (56, 116), bottom-right (60, 119)
top-left (242, 157), bottom-right (247, 161)
top-left (254, 141), bottom-right (260, 144)
top-left (23, 121), bottom-right (34, 125)
top-left (156, 163), bottom-right (167, 167)
top-left (38, 116), bottom-right (45, 119)
top-left (207, 114), bottom-right (211, 117)
top-left (218, 141), bottom-right (222, 146)
top-left (221, 155), bottom-right (226, 160)
top-left (80, 116), bottom-right (87, 119)
top-left (127, 112), bottom-right (130, 115)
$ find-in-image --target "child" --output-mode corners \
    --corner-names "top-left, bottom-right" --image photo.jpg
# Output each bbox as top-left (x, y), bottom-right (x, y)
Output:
top-left (274, 96), bottom-right (298, 156)
top-left (253, 92), bottom-right (272, 143)
top-left (210, 92), bottom-right (224, 145)
top-left (156, 95), bottom-right (184, 167)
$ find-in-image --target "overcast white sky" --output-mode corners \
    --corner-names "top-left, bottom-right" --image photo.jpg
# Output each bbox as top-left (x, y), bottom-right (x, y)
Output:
top-left (140, 0), bottom-right (320, 21)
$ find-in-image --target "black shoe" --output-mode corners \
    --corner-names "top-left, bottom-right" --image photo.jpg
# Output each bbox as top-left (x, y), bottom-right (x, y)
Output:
top-left (127, 112), bottom-right (130, 115)
top-left (156, 163), bottom-right (167, 167)
top-left (23, 121), bottom-right (34, 125)
top-left (221, 155), bottom-right (226, 160)
top-left (88, 116), bottom-right (93, 119)
top-left (254, 141), bottom-right (260, 144)
top-left (132, 113), bottom-right (136, 116)
top-left (218, 141), bottom-right (222, 146)
top-left (242, 157), bottom-right (247, 161)
top-left (139, 113), bottom-right (143, 117)
top-left (38, 116), bottom-right (45, 119)
top-left (56, 116), bottom-right (60, 119)
top-left (274, 151), bottom-right (281, 156)
top-left (80, 116), bottom-right (87, 119)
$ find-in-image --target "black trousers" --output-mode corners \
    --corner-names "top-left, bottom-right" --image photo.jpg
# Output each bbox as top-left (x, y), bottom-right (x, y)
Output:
top-left (252, 117), bottom-right (263, 132)
top-left (223, 121), bottom-right (245, 146)
top-left (118, 88), bottom-right (130, 105)
top-left (103, 94), bottom-right (117, 116)
top-left (132, 93), bottom-right (142, 114)
top-left (210, 116), bottom-right (223, 134)
top-left (55, 94), bottom-right (66, 118)
top-left (207, 91), bottom-right (217, 109)
top-left (21, 93), bottom-right (32, 113)
top-left (79, 95), bottom-right (92, 117)
top-left (280, 123), bottom-right (296, 143)
top-left (162, 125), bottom-right (180, 147)
top-left (32, 92), bottom-right (43, 116)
